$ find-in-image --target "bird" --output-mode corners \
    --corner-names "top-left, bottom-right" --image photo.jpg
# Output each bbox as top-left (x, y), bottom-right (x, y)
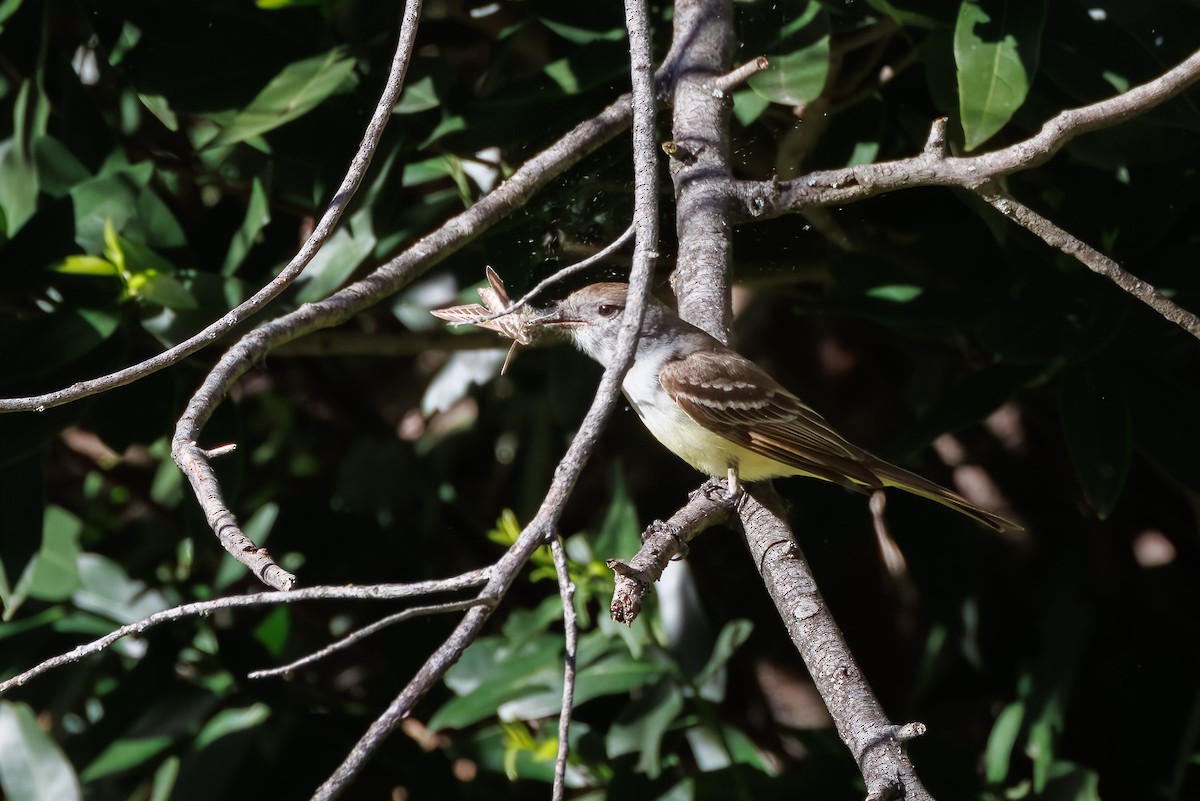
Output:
top-left (532, 282), bottom-right (1018, 532)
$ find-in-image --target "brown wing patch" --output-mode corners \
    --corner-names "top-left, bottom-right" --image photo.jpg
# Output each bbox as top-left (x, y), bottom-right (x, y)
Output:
top-left (659, 349), bottom-right (882, 490)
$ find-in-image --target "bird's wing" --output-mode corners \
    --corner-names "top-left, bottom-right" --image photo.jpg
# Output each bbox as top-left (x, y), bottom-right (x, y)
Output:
top-left (658, 349), bottom-right (882, 489)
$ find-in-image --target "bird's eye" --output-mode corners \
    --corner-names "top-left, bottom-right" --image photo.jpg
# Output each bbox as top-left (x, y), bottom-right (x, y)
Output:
top-left (597, 304), bottom-right (621, 318)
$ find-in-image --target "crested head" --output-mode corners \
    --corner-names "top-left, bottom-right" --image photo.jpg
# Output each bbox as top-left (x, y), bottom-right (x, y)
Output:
top-left (532, 282), bottom-right (676, 367)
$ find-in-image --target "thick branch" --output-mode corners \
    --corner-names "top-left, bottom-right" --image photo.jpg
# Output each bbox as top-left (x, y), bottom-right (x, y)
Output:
top-left (666, 0), bottom-right (736, 341)
top-left (738, 488), bottom-right (932, 801)
top-left (609, 478), bottom-right (735, 624)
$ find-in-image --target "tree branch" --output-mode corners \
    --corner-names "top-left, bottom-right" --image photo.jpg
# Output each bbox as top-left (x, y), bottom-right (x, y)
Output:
top-left (550, 536), bottom-right (577, 801)
top-left (609, 478), bottom-right (735, 624)
top-left (666, 0), bottom-right (737, 341)
top-left (0, 572), bottom-right (490, 695)
top-left (975, 182), bottom-right (1200, 339)
top-left (246, 598), bottom-right (488, 680)
top-left (728, 47), bottom-right (1200, 220)
top-left (738, 487), bottom-right (932, 801)
top-left (652, 4), bottom-right (939, 797)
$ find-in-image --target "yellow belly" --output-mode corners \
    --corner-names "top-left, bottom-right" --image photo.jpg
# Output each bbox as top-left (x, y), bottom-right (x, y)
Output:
top-left (631, 394), bottom-right (795, 481)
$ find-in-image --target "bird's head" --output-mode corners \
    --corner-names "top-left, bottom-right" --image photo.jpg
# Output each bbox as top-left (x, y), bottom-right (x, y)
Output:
top-left (531, 282), bottom-right (637, 366)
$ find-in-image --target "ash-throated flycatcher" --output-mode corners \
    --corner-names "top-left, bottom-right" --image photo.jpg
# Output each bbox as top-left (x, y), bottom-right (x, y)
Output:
top-left (535, 282), bottom-right (1016, 532)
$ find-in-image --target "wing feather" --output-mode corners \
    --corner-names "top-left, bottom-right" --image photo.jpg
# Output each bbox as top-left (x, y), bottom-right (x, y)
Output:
top-left (658, 349), bottom-right (882, 490)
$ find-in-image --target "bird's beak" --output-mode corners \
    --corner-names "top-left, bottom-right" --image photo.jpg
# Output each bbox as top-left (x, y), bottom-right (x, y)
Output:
top-left (527, 304), bottom-right (584, 331)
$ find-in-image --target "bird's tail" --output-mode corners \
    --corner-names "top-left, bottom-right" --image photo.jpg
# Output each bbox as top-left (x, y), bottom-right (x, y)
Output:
top-left (872, 460), bottom-right (1020, 533)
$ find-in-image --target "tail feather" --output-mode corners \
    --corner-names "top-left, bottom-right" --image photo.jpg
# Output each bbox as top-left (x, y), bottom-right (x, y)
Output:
top-left (872, 461), bottom-right (1020, 533)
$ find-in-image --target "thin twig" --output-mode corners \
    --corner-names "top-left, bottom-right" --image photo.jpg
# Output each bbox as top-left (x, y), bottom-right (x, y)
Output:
top-left (471, 224), bottom-right (636, 324)
top-left (0, 572), bottom-right (490, 695)
top-left (977, 183), bottom-right (1200, 339)
top-left (708, 56), bottom-right (769, 94)
top-left (0, 1), bottom-right (424, 414)
top-left (550, 537), bottom-right (577, 801)
top-left (248, 599), bottom-right (488, 679)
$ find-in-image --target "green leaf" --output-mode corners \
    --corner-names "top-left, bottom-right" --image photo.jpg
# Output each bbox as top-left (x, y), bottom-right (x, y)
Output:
top-left (1028, 707), bottom-right (1056, 791)
top-left (607, 681), bottom-right (684, 778)
top-left (253, 606), bottom-right (291, 658)
top-left (864, 0), bottom-right (941, 28)
top-left (0, 0), bottom-right (25, 32)
top-left (210, 49), bottom-right (357, 148)
top-left (544, 59), bottom-right (582, 95)
top-left (573, 652), bottom-right (667, 705)
top-left (0, 607), bottom-right (65, 642)
top-left (138, 273), bottom-right (199, 310)
top-left (26, 505), bottom-right (82, 602)
top-left (402, 155), bottom-right (464, 188)
top-left (954, 0), bottom-right (1047, 150)
top-left (148, 757), bottom-right (179, 801)
top-left (0, 701), bottom-right (82, 801)
top-left (221, 177), bottom-right (271, 275)
top-left (194, 704), bottom-right (271, 750)
top-left (0, 81), bottom-right (41, 237)
top-left (51, 255), bottom-right (119, 276)
top-left (747, 6), bottom-right (830, 107)
top-left (432, 632), bottom-right (563, 730)
top-left (393, 75), bottom-right (442, 114)
top-left (32, 136), bottom-right (88, 199)
top-left (538, 17), bottom-right (625, 45)
top-left (0, 306), bottom-right (119, 382)
top-left (137, 93), bottom-right (178, 131)
top-left (80, 736), bottom-right (172, 782)
top-left (137, 272), bottom-right (248, 349)
top-left (419, 114), bottom-right (468, 149)
top-left (70, 162), bottom-right (185, 253)
top-left (72, 553), bottom-right (169, 625)
top-left (293, 211), bottom-right (376, 303)
top-left (695, 619), bottom-right (753, 687)
top-left (496, 650), bottom-right (667, 723)
top-left (1043, 762), bottom-right (1102, 801)
top-left (865, 284), bottom-right (924, 303)
top-left (985, 700), bottom-right (1025, 782)
top-left (430, 658), bottom-right (558, 731)
top-left (0, 137), bottom-right (38, 238)
top-left (731, 89), bottom-right (771, 127)
top-left (1058, 367), bottom-right (1130, 519)
top-left (593, 467), bottom-right (640, 559)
